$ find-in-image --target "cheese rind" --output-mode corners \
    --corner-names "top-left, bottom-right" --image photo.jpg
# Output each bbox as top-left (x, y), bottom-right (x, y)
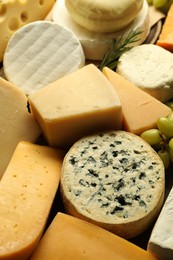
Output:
top-left (0, 77), bottom-right (41, 178)
top-left (52, 0), bottom-right (150, 60)
top-left (147, 186), bottom-right (173, 259)
top-left (0, 0), bottom-right (55, 62)
top-left (103, 67), bottom-right (172, 135)
top-left (60, 131), bottom-right (165, 239)
top-left (28, 64), bottom-right (122, 149)
top-left (116, 44), bottom-right (173, 103)
top-left (0, 141), bottom-right (64, 260)
top-left (31, 213), bottom-right (157, 260)
top-left (3, 21), bottom-right (85, 95)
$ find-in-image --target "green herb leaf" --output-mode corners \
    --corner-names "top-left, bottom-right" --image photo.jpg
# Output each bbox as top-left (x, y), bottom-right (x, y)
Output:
top-left (99, 28), bottom-right (143, 71)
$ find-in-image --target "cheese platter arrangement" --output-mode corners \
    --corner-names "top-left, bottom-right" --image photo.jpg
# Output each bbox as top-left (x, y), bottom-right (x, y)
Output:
top-left (1, 0), bottom-right (173, 259)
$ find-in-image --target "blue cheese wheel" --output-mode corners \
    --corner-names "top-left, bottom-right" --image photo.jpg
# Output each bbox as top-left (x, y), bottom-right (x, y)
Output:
top-left (60, 131), bottom-right (165, 239)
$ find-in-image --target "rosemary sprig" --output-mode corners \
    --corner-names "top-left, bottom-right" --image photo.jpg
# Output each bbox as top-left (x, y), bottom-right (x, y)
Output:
top-left (99, 28), bottom-right (143, 71)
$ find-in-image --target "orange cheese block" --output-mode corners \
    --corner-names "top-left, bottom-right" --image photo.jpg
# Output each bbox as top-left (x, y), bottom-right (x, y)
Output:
top-left (156, 4), bottom-right (173, 51)
top-left (103, 67), bottom-right (171, 135)
top-left (31, 212), bottom-right (157, 260)
top-left (0, 141), bottom-right (64, 260)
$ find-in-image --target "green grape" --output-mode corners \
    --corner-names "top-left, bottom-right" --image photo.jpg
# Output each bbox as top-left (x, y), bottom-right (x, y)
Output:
top-left (168, 137), bottom-right (173, 150)
top-left (140, 129), bottom-right (162, 145)
top-left (146, 0), bottom-right (153, 4)
top-left (158, 149), bottom-right (170, 169)
top-left (159, 0), bottom-right (172, 14)
top-left (153, 0), bottom-right (167, 8)
top-left (157, 116), bottom-right (173, 139)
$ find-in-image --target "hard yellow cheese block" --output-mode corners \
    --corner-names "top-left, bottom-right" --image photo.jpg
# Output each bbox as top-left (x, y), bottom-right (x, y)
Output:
top-left (31, 212), bottom-right (157, 260)
top-left (0, 0), bottom-right (55, 61)
top-left (0, 141), bottom-right (64, 260)
top-left (103, 67), bottom-right (172, 135)
top-left (0, 77), bottom-right (41, 178)
top-left (29, 64), bottom-right (122, 149)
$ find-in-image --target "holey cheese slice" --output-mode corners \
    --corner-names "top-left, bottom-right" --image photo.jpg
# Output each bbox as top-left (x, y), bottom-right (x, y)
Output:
top-left (0, 0), bottom-right (55, 62)
top-left (28, 64), bottom-right (122, 149)
top-left (0, 77), bottom-right (41, 179)
top-left (60, 131), bottom-right (165, 239)
top-left (3, 21), bottom-right (85, 95)
top-left (0, 141), bottom-right (64, 260)
top-left (116, 44), bottom-right (173, 103)
top-left (30, 213), bottom-right (157, 260)
top-left (52, 0), bottom-right (150, 61)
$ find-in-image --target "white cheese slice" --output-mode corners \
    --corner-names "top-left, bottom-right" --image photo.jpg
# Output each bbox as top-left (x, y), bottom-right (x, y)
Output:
top-left (52, 0), bottom-right (150, 60)
top-left (3, 21), bottom-right (85, 95)
top-left (60, 130), bottom-right (165, 239)
top-left (116, 44), bottom-right (173, 103)
top-left (148, 186), bottom-right (173, 259)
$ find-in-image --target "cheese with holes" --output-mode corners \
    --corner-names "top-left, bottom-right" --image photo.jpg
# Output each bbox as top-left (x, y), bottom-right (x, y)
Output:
top-left (60, 131), bottom-right (165, 239)
top-left (116, 44), bottom-right (173, 103)
top-left (28, 64), bottom-right (122, 149)
top-left (0, 0), bottom-right (55, 62)
top-left (3, 21), bottom-right (85, 95)
top-left (0, 77), bottom-right (41, 179)
top-left (31, 213), bottom-right (157, 260)
top-left (0, 141), bottom-right (64, 260)
top-left (147, 186), bottom-right (173, 259)
top-left (52, 0), bottom-right (149, 60)
top-left (103, 67), bottom-right (172, 135)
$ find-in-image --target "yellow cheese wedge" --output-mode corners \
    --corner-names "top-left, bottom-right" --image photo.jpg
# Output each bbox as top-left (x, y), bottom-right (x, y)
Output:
top-left (0, 0), bottom-right (55, 62)
top-left (0, 77), bottom-right (41, 178)
top-left (0, 141), bottom-right (64, 260)
top-left (30, 212), bottom-right (157, 260)
top-left (28, 64), bottom-right (122, 149)
top-left (103, 67), bottom-right (172, 135)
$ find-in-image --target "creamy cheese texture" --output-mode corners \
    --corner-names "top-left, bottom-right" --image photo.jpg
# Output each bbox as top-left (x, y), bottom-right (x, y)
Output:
top-left (65, 0), bottom-right (143, 33)
top-left (116, 44), bottom-right (173, 103)
top-left (61, 131), bottom-right (165, 239)
top-left (29, 64), bottom-right (122, 149)
top-left (148, 186), bottom-right (173, 259)
top-left (3, 21), bottom-right (85, 95)
top-left (0, 77), bottom-right (41, 179)
top-left (52, 0), bottom-right (150, 60)
top-left (0, 141), bottom-right (64, 259)
top-left (0, 0), bottom-right (55, 62)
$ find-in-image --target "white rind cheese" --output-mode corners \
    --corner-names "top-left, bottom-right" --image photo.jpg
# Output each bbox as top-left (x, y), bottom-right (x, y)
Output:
top-left (65, 0), bottom-right (143, 33)
top-left (116, 44), bottom-right (173, 103)
top-left (3, 21), bottom-right (85, 95)
top-left (52, 0), bottom-right (150, 60)
top-left (148, 186), bottom-right (173, 259)
top-left (60, 130), bottom-right (165, 239)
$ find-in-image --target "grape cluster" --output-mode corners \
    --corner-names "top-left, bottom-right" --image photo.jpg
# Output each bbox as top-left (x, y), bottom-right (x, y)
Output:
top-left (140, 110), bottom-right (173, 169)
top-left (147, 0), bottom-right (173, 14)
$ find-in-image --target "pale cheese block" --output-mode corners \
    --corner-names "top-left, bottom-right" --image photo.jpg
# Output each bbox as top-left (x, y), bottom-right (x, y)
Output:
top-left (0, 77), bottom-right (41, 179)
top-left (0, 141), bottom-right (64, 260)
top-left (31, 212), bottom-right (157, 260)
top-left (103, 67), bottom-right (172, 135)
top-left (116, 44), bottom-right (173, 103)
top-left (147, 186), bottom-right (173, 259)
top-left (60, 130), bottom-right (165, 239)
top-left (28, 64), bottom-right (122, 149)
top-left (3, 21), bottom-right (85, 95)
top-left (0, 0), bottom-right (55, 62)
top-left (52, 0), bottom-right (150, 60)
top-left (65, 0), bottom-right (143, 33)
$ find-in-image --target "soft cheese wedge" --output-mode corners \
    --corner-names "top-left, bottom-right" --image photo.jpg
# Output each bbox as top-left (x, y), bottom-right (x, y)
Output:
top-left (3, 21), bottom-right (85, 95)
top-left (0, 77), bottom-right (41, 178)
top-left (103, 67), bottom-right (172, 135)
top-left (52, 0), bottom-right (149, 60)
top-left (28, 64), bottom-right (122, 149)
top-left (0, 0), bottom-right (55, 62)
top-left (0, 141), bottom-right (64, 260)
top-left (61, 131), bottom-right (165, 239)
top-left (31, 213), bottom-right (157, 260)
top-left (148, 185), bottom-right (173, 259)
